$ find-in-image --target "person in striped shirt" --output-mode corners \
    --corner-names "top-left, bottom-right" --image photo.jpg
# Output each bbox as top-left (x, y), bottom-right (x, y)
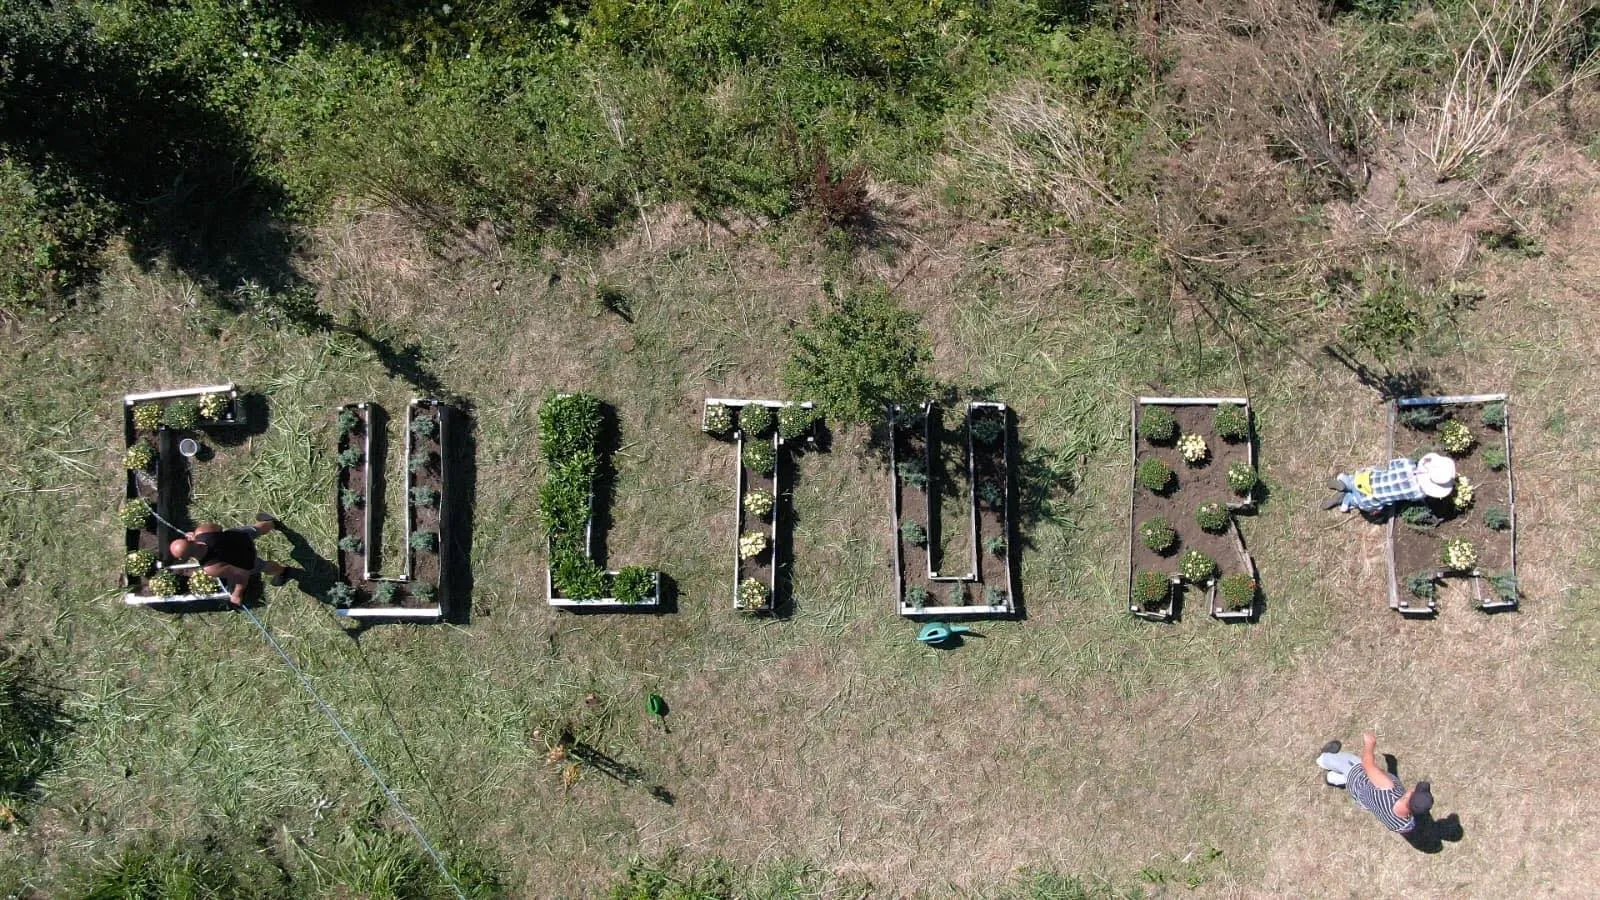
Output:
top-left (1322, 453), bottom-right (1456, 513)
top-left (1316, 732), bottom-right (1433, 834)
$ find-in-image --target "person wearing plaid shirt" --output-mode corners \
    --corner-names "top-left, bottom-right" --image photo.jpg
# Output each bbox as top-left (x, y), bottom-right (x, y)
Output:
top-left (1323, 453), bottom-right (1457, 512)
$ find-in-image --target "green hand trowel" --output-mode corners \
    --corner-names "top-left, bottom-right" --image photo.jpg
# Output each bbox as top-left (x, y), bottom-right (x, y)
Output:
top-left (916, 621), bottom-right (971, 647)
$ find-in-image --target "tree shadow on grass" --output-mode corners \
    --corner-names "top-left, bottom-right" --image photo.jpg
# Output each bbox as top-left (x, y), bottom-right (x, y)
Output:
top-left (0, 651), bottom-right (70, 821)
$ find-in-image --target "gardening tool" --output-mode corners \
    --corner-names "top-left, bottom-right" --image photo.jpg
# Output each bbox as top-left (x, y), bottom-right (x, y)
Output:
top-left (647, 693), bottom-right (670, 734)
top-left (916, 621), bottom-right (971, 647)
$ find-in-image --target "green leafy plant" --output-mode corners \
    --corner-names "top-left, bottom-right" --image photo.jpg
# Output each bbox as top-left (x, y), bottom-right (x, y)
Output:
top-left (148, 571), bottom-right (181, 598)
top-left (743, 489), bottom-right (774, 519)
top-left (898, 456), bottom-right (928, 489)
top-left (340, 488), bottom-right (363, 510)
top-left (198, 392), bottom-right (229, 420)
top-left (539, 393), bottom-right (602, 465)
top-left (338, 536), bottom-right (363, 554)
top-left (1195, 502), bottom-right (1229, 533)
top-left (409, 413), bottom-right (438, 439)
top-left (1485, 572), bottom-right (1518, 604)
top-left (161, 400), bottom-right (199, 430)
top-left (411, 486), bottom-right (438, 507)
top-left (743, 438), bottom-right (776, 476)
top-left (1407, 572), bottom-right (1438, 601)
top-left (553, 551), bottom-right (606, 600)
top-left (777, 405), bottom-right (817, 442)
top-left (372, 582), bottom-right (398, 605)
top-left (1136, 458), bottom-right (1174, 493)
top-left (1341, 268), bottom-right (1424, 361)
top-left (969, 410), bottom-right (1005, 446)
top-left (977, 480), bottom-right (1004, 508)
top-left (948, 583), bottom-right (968, 606)
top-left (411, 583), bottom-right (436, 604)
top-left (337, 448), bottom-right (363, 468)
top-left (1179, 550), bottom-right (1217, 583)
top-left (337, 408), bottom-right (361, 435)
top-left (1217, 573), bottom-right (1256, 611)
top-left (326, 583), bottom-right (355, 607)
top-left (1481, 400), bottom-right (1507, 429)
top-left (736, 577), bottom-right (771, 610)
top-left (1439, 419), bottom-right (1474, 455)
top-left (123, 442), bottom-right (155, 471)
top-left (1177, 433), bottom-right (1208, 464)
top-left (1483, 505), bottom-right (1511, 531)
top-left (613, 567), bottom-right (654, 605)
top-left (738, 403), bottom-right (775, 437)
top-left (1214, 404), bottom-right (1249, 442)
top-left (131, 403), bottom-right (162, 431)
top-left (1132, 571), bottom-right (1170, 609)
top-left (738, 532), bottom-right (769, 560)
top-left (1481, 445), bottom-right (1507, 470)
top-left (187, 571), bottom-right (222, 596)
top-left (409, 451), bottom-right (433, 474)
top-left (783, 284), bottom-right (934, 428)
top-left (984, 535), bottom-right (1006, 556)
top-left (1399, 504), bottom-right (1442, 530)
top-left (984, 586), bottom-right (1007, 606)
top-left (1138, 406), bottom-right (1176, 443)
top-left (117, 500), bottom-right (151, 531)
top-left (1442, 537), bottom-right (1477, 572)
top-left (703, 403), bottom-right (733, 435)
top-left (125, 550), bottom-right (155, 578)
top-left (410, 531), bottom-right (438, 552)
top-left (900, 520), bottom-right (927, 546)
top-left (1227, 462), bottom-right (1257, 494)
top-left (1399, 406), bottom-right (1445, 429)
top-left (905, 585), bottom-right (928, 609)
top-left (1139, 517), bottom-right (1177, 554)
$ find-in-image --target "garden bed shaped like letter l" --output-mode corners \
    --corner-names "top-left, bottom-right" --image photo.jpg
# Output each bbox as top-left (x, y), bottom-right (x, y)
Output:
top-left (1385, 394), bottom-right (1517, 616)
top-left (1127, 397), bottom-right (1258, 622)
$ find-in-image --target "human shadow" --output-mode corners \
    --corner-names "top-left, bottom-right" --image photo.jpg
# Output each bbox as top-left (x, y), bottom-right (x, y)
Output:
top-left (553, 728), bottom-right (675, 805)
top-left (271, 521), bottom-right (341, 606)
top-left (1404, 813), bottom-right (1464, 853)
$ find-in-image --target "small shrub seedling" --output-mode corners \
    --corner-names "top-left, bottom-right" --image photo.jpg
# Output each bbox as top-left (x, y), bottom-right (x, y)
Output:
top-left (1452, 477), bottom-right (1474, 511)
top-left (738, 404), bottom-right (775, 437)
top-left (743, 489), bottom-right (774, 519)
top-left (613, 567), bottom-right (654, 604)
top-left (743, 439), bottom-right (776, 476)
top-left (703, 403), bottom-right (733, 435)
top-left (337, 408), bottom-right (361, 435)
top-left (1407, 572), bottom-right (1438, 601)
top-left (1485, 572), bottom-right (1518, 603)
top-left (372, 582), bottom-right (398, 605)
top-left (984, 535), bottom-right (1006, 556)
top-left (1195, 502), bottom-right (1229, 533)
top-left (117, 500), bottom-right (151, 531)
top-left (738, 532), bottom-right (769, 560)
top-left (1132, 571), bottom-right (1170, 609)
top-left (1136, 458), bottom-right (1174, 493)
top-left (187, 572), bottom-right (222, 596)
top-left (1483, 506), bottom-right (1511, 531)
top-left (736, 577), bottom-right (770, 610)
top-left (984, 586), bottom-right (1007, 606)
top-left (1138, 406), bottom-right (1176, 443)
top-left (1439, 419), bottom-right (1474, 455)
top-left (409, 452), bottom-right (433, 474)
top-left (1214, 404), bottom-right (1249, 442)
top-left (161, 400), bottom-right (199, 431)
top-left (340, 488), bottom-right (363, 510)
top-left (148, 571), bottom-right (181, 598)
top-left (777, 405), bottom-right (817, 442)
top-left (1227, 462), bottom-right (1257, 494)
top-left (409, 414), bottom-right (437, 439)
top-left (132, 403), bottom-right (162, 431)
top-left (948, 583), bottom-right (968, 606)
top-left (969, 411), bottom-right (1005, 446)
top-left (411, 486), bottom-right (438, 507)
top-left (337, 448), bottom-right (363, 468)
top-left (1179, 550), bottom-right (1216, 583)
top-left (1217, 573), bottom-right (1255, 611)
top-left (411, 583), bottom-right (437, 604)
top-left (198, 392), bottom-right (229, 420)
top-left (1177, 433), bottom-right (1208, 465)
top-left (409, 531), bottom-right (437, 552)
top-left (1481, 445), bottom-right (1506, 470)
top-left (898, 456), bottom-right (928, 489)
top-left (1139, 517), bottom-right (1177, 554)
top-left (325, 583), bottom-right (355, 607)
top-left (1442, 537), bottom-right (1477, 571)
top-left (123, 443), bottom-right (155, 471)
top-left (1481, 400), bottom-right (1507, 429)
top-left (1399, 406), bottom-right (1445, 429)
top-left (125, 550), bottom-right (155, 578)
top-left (899, 520), bottom-right (927, 547)
top-left (553, 552), bottom-right (606, 600)
top-left (338, 536), bottom-right (363, 554)
top-left (1399, 504), bottom-right (1441, 530)
top-left (905, 586), bottom-right (929, 609)
top-left (978, 480), bottom-right (1004, 508)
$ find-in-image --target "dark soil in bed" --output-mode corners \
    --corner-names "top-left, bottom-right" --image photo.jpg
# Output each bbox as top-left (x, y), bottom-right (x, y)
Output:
top-left (1130, 404), bottom-right (1251, 581)
top-left (893, 411), bottom-right (935, 606)
top-left (1392, 404), bottom-right (1513, 585)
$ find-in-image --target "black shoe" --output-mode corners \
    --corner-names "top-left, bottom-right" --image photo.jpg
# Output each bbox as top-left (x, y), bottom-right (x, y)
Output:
top-left (1320, 496), bottom-right (1343, 511)
top-left (270, 568), bottom-right (294, 587)
top-left (1320, 740), bottom-right (1342, 757)
top-left (255, 512), bottom-right (278, 525)
top-left (1325, 477), bottom-right (1345, 491)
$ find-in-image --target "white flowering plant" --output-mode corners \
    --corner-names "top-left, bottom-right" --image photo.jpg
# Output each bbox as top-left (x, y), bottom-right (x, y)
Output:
top-left (1177, 433), bottom-right (1208, 464)
top-left (736, 577), bottom-right (770, 610)
top-left (1452, 476), bottom-right (1474, 511)
top-left (738, 532), bottom-right (769, 560)
top-left (1442, 537), bottom-right (1477, 572)
top-left (198, 392), bottom-right (229, 420)
top-left (743, 489), bottom-right (774, 519)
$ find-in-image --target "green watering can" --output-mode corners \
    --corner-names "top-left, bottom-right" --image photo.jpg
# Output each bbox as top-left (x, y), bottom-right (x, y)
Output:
top-left (916, 622), bottom-right (971, 647)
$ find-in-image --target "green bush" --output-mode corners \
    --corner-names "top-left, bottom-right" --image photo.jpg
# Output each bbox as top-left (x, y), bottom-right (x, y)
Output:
top-left (900, 520), bottom-right (928, 546)
top-left (132, 403), bottom-right (162, 431)
top-left (1341, 268), bottom-right (1425, 361)
top-left (117, 500), bottom-right (152, 531)
top-left (1399, 504), bottom-right (1441, 530)
top-left (777, 405), bottom-right (818, 442)
top-left (1485, 572), bottom-right (1518, 604)
top-left (703, 403), bottom-right (733, 435)
top-left (125, 550), bottom-right (156, 578)
top-left (1399, 405), bottom-right (1446, 429)
top-left (738, 404), bottom-right (775, 437)
top-left (539, 394), bottom-right (603, 466)
top-left (1481, 445), bottom-right (1507, 470)
top-left (1407, 572), bottom-right (1437, 601)
top-left (149, 571), bottom-right (181, 597)
top-left (614, 566), bottom-right (655, 604)
top-left (1217, 573), bottom-right (1255, 611)
top-left (1195, 501), bottom-right (1229, 533)
top-left (161, 400), bottom-right (200, 431)
top-left (410, 413), bottom-right (438, 439)
top-left (783, 284), bottom-right (934, 428)
top-left (742, 438), bottom-right (776, 476)
top-left (1041, 25), bottom-right (1149, 101)
top-left (553, 550), bottom-right (607, 600)
top-left (124, 442), bottom-right (155, 471)
top-left (326, 583), bottom-right (355, 607)
top-left (338, 536), bottom-right (363, 554)
top-left (410, 583), bottom-right (436, 604)
top-left (1227, 462), bottom-right (1257, 494)
top-left (1132, 571), bottom-right (1169, 609)
top-left (409, 531), bottom-right (437, 552)
top-left (904, 585), bottom-right (928, 608)
top-left (1214, 404), bottom-right (1249, 442)
top-left (1138, 406), bottom-right (1176, 443)
top-left (372, 582), bottom-right (398, 605)
top-left (1136, 458), bottom-right (1173, 493)
top-left (409, 451), bottom-right (434, 474)
top-left (969, 409), bottom-right (1005, 446)
top-left (0, 158), bottom-right (111, 314)
top-left (1138, 517), bottom-right (1176, 554)
top-left (337, 408), bottom-right (361, 435)
top-left (898, 456), bottom-right (928, 489)
top-left (1481, 400), bottom-right (1507, 429)
top-left (984, 535), bottom-right (1006, 556)
top-left (977, 480), bottom-right (1004, 508)
top-left (337, 448), bottom-right (363, 468)
top-left (340, 488), bottom-right (363, 510)
top-left (984, 586), bottom-right (1007, 606)
top-left (1483, 505), bottom-right (1511, 531)
top-left (1178, 550), bottom-right (1216, 583)
top-left (411, 486), bottom-right (438, 507)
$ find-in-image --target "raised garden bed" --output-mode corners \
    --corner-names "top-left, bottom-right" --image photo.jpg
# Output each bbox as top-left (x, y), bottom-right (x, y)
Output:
top-left (330, 400), bottom-right (455, 621)
top-left (889, 402), bottom-right (1017, 617)
top-left (1126, 397), bottom-right (1259, 622)
top-left (541, 393), bottom-right (660, 609)
top-left (1385, 394), bottom-right (1517, 616)
top-left (119, 384), bottom-right (244, 606)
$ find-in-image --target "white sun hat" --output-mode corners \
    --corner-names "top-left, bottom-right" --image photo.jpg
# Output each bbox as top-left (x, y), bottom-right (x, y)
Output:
top-left (1416, 453), bottom-right (1458, 499)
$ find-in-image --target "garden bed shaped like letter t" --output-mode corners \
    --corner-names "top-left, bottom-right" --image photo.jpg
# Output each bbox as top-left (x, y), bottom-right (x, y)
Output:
top-left (541, 393), bottom-right (660, 609)
top-left (120, 383), bottom-right (247, 607)
top-left (332, 400), bottom-right (457, 621)
top-left (1385, 394), bottom-right (1518, 616)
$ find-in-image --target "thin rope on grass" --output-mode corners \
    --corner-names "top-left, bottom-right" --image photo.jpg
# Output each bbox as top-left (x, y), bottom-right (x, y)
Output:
top-left (238, 605), bottom-right (467, 900)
